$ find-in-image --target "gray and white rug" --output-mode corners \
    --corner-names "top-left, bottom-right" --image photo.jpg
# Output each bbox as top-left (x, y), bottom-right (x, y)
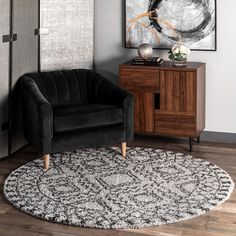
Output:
top-left (4, 147), bottom-right (234, 229)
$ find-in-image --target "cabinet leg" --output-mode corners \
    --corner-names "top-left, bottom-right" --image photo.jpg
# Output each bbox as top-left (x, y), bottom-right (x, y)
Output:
top-left (197, 136), bottom-right (200, 144)
top-left (189, 138), bottom-right (193, 152)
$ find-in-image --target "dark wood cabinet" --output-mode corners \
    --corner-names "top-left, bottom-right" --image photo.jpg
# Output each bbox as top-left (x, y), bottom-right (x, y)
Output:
top-left (119, 61), bottom-right (206, 151)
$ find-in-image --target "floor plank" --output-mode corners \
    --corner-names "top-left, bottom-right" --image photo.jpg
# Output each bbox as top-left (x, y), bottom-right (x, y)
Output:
top-left (0, 136), bottom-right (235, 236)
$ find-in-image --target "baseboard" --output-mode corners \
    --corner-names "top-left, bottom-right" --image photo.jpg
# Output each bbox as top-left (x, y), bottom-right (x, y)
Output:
top-left (135, 131), bottom-right (236, 145)
top-left (201, 131), bottom-right (236, 144)
top-left (0, 132), bottom-right (235, 161)
top-left (0, 143), bottom-right (29, 161)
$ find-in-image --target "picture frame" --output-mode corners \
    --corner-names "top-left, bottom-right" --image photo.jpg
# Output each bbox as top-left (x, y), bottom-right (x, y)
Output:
top-left (125, 0), bottom-right (217, 51)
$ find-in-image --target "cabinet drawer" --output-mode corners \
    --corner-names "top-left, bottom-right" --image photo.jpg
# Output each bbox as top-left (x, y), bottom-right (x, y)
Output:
top-left (155, 113), bottom-right (197, 137)
top-left (120, 68), bottom-right (159, 91)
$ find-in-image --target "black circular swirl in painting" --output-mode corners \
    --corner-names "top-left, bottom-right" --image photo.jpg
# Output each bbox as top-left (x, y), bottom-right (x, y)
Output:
top-left (148, 0), bottom-right (215, 45)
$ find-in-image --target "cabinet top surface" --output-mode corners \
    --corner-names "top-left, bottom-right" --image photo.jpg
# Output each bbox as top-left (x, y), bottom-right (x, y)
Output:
top-left (120, 60), bottom-right (205, 71)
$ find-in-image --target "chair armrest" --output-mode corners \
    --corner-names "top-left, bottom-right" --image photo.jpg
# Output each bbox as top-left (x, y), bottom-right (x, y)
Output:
top-left (89, 72), bottom-right (134, 140)
top-left (21, 77), bottom-right (53, 154)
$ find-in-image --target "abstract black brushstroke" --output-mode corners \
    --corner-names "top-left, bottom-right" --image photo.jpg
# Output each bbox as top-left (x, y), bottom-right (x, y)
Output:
top-left (148, 0), bottom-right (216, 46)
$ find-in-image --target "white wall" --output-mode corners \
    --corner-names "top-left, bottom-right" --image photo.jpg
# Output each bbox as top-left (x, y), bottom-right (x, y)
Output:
top-left (95, 0), bottom-right (236, 133)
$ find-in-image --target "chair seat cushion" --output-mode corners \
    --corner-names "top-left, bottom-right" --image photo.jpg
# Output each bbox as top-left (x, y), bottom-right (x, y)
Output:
top-left (53, 104), bottom-right (124, 133)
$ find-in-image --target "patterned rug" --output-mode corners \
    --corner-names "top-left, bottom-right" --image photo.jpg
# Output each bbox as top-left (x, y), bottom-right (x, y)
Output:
top-left (4, 147), bottom-right (234, 229)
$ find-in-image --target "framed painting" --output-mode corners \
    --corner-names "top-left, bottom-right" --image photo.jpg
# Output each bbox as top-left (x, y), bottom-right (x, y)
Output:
top-left (125, 0), bottom-right (216, 51)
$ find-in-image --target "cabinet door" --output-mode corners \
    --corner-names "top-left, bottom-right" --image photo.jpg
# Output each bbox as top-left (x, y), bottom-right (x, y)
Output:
top-left (129, 91), bottom-right (139, 132)
top-left (119, 68), bottom-right (159, 92)
top-left (129, 91), bottom-right (154, 133)
top-left (137, 92), bottom-right (154, 133)
top-left (160, 70), bottom-right (196, 113)
top-left (0, 0), bottom-right (10, 158)
top-left (119, 68), bottom-right (158, 134)
top-left (11, 0), bottom-right (39, 153)
top-left (156, 70), bottom-right (197, 137)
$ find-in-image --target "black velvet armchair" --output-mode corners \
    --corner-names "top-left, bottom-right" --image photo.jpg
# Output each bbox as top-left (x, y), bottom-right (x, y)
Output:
top-left (21, 69), bottom-right (133, 170)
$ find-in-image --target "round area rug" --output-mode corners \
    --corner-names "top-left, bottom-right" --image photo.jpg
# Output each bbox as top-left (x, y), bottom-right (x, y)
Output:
top-left (4, 147), bottom-right (234, 229)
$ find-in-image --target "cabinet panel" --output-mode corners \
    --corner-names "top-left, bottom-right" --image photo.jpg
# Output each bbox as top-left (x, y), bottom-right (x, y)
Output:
top-left (127, 91), bottom-right (154, 133)
top-left (11, 0), bottom-right (39, 153)
top-left (120, 68), bottom-right (159, 92)
top-left (119, 61), bottom-right (205, 142)
top-left (139, 92), bottom-right (155, 133)
top-left (129, 91), bottom-right (139, 132)
top-left (160, 71), bottom-right (196, 113)
top-left (196, 65), bottom-right (206, 133)
top-left (0, 0), bottom-right (10, 158)
top-left (155, 112), bottom-right (196, 137)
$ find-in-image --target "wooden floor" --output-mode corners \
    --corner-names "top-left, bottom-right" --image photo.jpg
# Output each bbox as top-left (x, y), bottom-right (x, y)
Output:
top-left (0, 136), bottom-right (236, 236)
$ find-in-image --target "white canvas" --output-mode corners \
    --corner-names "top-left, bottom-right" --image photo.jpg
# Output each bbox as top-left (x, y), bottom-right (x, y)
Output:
top-left (126, 0), bottom-right (216, 50)
top-left (40, 0), bottom-right (94, 71)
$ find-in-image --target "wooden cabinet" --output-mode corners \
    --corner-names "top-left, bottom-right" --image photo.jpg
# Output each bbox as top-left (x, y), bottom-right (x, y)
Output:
top-left (119, 61), bottom-right (206, 151)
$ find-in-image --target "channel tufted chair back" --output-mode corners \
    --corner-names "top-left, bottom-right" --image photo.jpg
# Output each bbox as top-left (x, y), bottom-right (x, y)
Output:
top-left (21, 69), bottom-right (133, 170)
top-left (25, 69), bottom-right (117, 106)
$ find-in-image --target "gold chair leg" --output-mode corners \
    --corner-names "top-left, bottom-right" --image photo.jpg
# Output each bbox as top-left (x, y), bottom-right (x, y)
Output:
top-left (121, 142), bottom-right (127, 158)
top-left (43, 154), bottom-right (50, 170)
